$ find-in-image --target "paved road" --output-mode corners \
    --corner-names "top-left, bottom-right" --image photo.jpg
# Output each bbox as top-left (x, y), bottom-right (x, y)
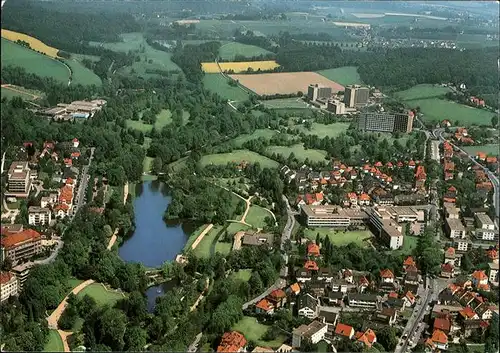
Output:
top-left (280, 195), bottom-right (296, 265)
top-left (71, 147), bottom-right (95, 218)
top-left (187, 333), bottom-right (203, 353)
top-left (242, 278), bottom-right (286, 310)
top-left (1, 151), bottom-right (5, 174)
top-left (430, 140), bottom-right (440, 161)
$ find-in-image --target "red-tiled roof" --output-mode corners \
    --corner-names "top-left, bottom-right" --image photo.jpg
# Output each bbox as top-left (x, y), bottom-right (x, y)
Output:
top-left (472, 270), bottom-right (487, 280)
top-left (269, 289), bottom-right (286, 300)
top-left (441, 263), bottom-right (454, 273)
top-left (0, 271), bottom-right (13, 284)
top-left (460, 307), bottom-right (477, 319)
top-left (304, 260), bottom-right (319, 271)
top-left (431, 329), bottom-right (448, 344)
top-left (1, 229), bottom-right (41, 248)
top-left (445, 247), bottom-right (455, 257)
top-left (404, 256), bottom-right (416, 267)
top-left (380, 269), bottom-right (394, 278)
top-left (359, 193), bottom-right (370, 201)
top-left (307, 243), bottom-right (320, 256)
top-left (290, 283), bottom-right (300, 294)
top-left (217, 332), bottom-right (247, 353)
top-left (255, 299), bottom-right (273, 312)
top-left (335, 323), bottom-right (354, 337)
top-left (433, 317), bottom-right (451, 332)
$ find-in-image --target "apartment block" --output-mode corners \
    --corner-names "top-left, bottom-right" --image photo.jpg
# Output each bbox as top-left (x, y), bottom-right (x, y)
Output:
top-left (292, 321), bottom-right (328, 348)
top-left (0, 272), bottom-right (18, 302)
top-left (28, 206), bottom-right (52, 226)
top-left (0, 226), bottom-right (42, 264)
top-left (6, 161), bottom-right (32, 198)
top-left (445, 218), bottom-right (466, 239)
top-left (358, 112), bottom-right (414, 133)
top-left (301, 205), bottom-right (368, 228)
top-left (475, 213), bottom-right (495, 230)
top-left (347, 293), bottom-right (379, 309)
top-left (475, 228), bottom-right (499, 242)
top-left (327, 99), bottom-right (345, 114)
top-left (344, 85), bottom-right (369, 108)
top-left (307, 84), bottom-right (332, 101)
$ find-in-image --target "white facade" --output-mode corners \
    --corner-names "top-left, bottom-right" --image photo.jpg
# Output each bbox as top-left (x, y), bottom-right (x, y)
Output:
top-left (298, 306), bottom-right (318, 320)
top-left (0, 273), bottom-right (18, 302)
top-left (475, 214), bottom-right (495, 230)
top-left (475, 229), bottom-right (498, 241)
top-left (389, 234), bottom-right (404, 250)
top-left (28, 207), bottom-right (52, 226)
top-left (455, 240), bottom-right (469, 252)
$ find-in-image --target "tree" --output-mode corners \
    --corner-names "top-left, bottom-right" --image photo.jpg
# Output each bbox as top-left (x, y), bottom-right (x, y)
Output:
top-left (484, 315), bottom-right (499, 353)
top-left (377, 327), bottom-right (398, 351)
top-left (491, 115), bottom-right (498, 127)
top-left (98, 308), bottom-right (127, 351)
top-left (124, 326), bottom-right (147, 351)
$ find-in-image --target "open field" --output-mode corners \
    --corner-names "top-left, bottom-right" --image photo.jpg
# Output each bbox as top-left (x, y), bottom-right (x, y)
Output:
top-left (404, 98), bottom-right (494, 125)
top-left (44, 330), bottom-right (64, 352)
top-left (231, 72), bottom-right (344, 96)
top-left (193, 225), bottom-right (232, 258)
top-left (65, 59), bottom-right (102, 86)
top-left (297, 122), bottom-right (350, 138)
top-left (226, 222), bottom-right (251, 236)
top-left (463, 144), bottom-right (499, 156)
top-left (202, 60), bottom-right (280, 73)
top-left (246, 205), bottom-right (272, 228)
top-left (231, 269), bottom-right (253, 282)
top-left (395, 235), bottom-right (419, 255)
top-left (316, 66), bottom-right (362, 86)
top-left (219, 42), bottom-right (273, 60)
top-left (395, 84), bottom-right (452, 101)
top-left (304, 229), bottom-right (372, 248)
top-left (266, 144), bottom-right (328, 163)
top-left (143, 157), bottom-right (153, 173)
top-left (203, 74), bottom-right (250, 102)
top-left (126, 119), bottom-right (153, 133)
top-left (261, 98), bottom-right (310, 109)
top-left (1, 38), bottom-right (70, 83)
top-left (232, 316), bottom-right (286, 348)
top-left (230, 129), bottom-right (278, 147)
top-left (76, 283), bottom-right (124, 307)
top-left (1, 84), bottom-right (42, 101)
top-left (2, 29), bottom-right (60, 58)
top-left (126, 109), bottom-right (176, 133)
top-left (199, 150), bottom-right (279, 169)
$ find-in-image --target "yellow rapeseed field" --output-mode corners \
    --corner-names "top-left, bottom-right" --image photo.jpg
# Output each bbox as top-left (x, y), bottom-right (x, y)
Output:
top-left (1, 29), bottom-right (60, 58)
top-left (201, 61), bottom-right (280, 73)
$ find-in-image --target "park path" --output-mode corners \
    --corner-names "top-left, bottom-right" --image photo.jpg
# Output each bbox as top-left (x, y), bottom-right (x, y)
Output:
top-left (190, 224), bottom-right (214, 250)
top-left (106, 183), bottom-right (128, 250)
top-left (190, 278), bottom-right (210, 312)
top-left (1, 84), bottom-right (40, 99)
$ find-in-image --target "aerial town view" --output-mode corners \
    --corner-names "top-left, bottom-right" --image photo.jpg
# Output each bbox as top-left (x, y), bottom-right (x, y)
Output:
top-left (0, 0), bottom-right (499, 352)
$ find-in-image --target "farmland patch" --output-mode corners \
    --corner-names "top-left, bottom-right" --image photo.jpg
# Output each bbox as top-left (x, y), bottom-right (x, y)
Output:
top-left (1, 29), bottom-right (60, 58)
top-left (202, 60), bottom-right (279, 73)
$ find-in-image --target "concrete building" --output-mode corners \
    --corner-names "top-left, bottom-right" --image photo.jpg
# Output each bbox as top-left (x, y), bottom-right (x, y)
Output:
top-left (380, 221), bottom-right (404, 250)
top-left (347, 293), bottom-right (379, 309)
top-left (488, 262), bottom-right (499, 284)
top-left (300, 205), bottom-right (368, 228)
top-left (358, 112), bottom-right (414, 133)
top-left (307, 84), bottom-right (332, 102)
top-left (11, 263), bottom-right (31, 288)
top-left (0, 272), bottom-right (18, 302)
top-left (28, 206), bottom-right (52, 226)
top-left (475, 228), bottom-right (499, 242)
top-left (445, 218), bottom-right (466, 239)
top-left (6, 161), bottom-right (32, 198)
top-left (0, 226), bottom-right (42, 264)
top-left (344, 85), bottom-right (369, 108)
top-left (292, 321), bottom-right (328, 348)
top-left (327, 99), bottom-right (345, 114)
top-left (297, 293), bottom-right (320, 319)
top-left (475, 213), bottom-right (495, 230)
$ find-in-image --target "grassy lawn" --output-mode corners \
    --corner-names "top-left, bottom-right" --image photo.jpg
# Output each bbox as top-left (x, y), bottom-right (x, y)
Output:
top-left (126, 109), bottom-right (178, 134)
top-left (76, 283), bottom-right (124, 307)
top-left (1, 85), bottom-right (41, 101)
top-left (203, 73), bottom-right (250, 102)
top-left (1, 38), bottom-right (70, 84)
top-left (193, 225), bottom-right (227, 258)
top-left (245, 206), bottom-right (272, 228)
top-left (231, 269), bottom-right (253, 282)
top-left (44, 330), bottom-right (64, 352)
top-left (316, 66), bottom-right (362, 86)
top-left (266, 144), bottom-right (328, 163)
top-left (232, 316), bottom-right (285, 348)
top-left (226, 222), bottom-right (252, 236)
top-left (304, 229), bottom-right (372, 248)
top-left (64, 58), bottom-right (102, 86)
top-left (399, 235), bottom-right (418, 255)
top-left (143, 137), bottom-right (152, 150)
top-left (219, 42), bottom-right (273, 60)
top-left (153, 109), bottom-right (172, 130)
top-left (184, 224), bottom-right (211, 251)
top-left (395, 84), bottom-right (451, 101)
top-left (463, 144), bottom-right (499, 156)
top-left (230, 129), bottom-right (277, 148)
top-left (143, 156), bottom-right (154, 173)
top-left (199, 150), bottom-right (279, 169)
top-left (297, 122), bottom-right (350, 138)
top-left (261, 98), bottom-right (310, 109)
top-left (126, 119), bottom-right (153, 133)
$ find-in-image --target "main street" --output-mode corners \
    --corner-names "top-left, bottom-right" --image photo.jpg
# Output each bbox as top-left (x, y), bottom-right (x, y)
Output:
top-left (71, 147), bottom-right (95, 218)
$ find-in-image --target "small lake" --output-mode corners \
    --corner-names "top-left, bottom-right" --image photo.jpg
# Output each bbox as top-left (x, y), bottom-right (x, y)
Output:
top-left (118, 180), bottom-right (198, 268)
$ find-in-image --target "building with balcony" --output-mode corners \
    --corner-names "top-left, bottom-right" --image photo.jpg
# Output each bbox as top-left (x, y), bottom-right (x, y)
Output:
top-left (358, 111), bottom-right (414, 133)
top-left (28, 206), bottom-right (52, 226)
top-left (1, 226), bottom-right (42, 264)
top-left (6, 161), bottom-right (32, 198)
top-left (0, 272), bottom-right (18, 302)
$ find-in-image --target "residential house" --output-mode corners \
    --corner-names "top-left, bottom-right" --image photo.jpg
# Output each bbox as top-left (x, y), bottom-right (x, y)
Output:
top-left (298, 293), bottom-right (320, 319)
top-left (374, 307), bottom-right (397, 326)
top-left (317, 268), bottom-right (334, 282)
top-left (433, 317), bottom-right (451, 335)
top-left (328, 291), bottom-right (344, 306)
top-left (403, 256), bottom-right (416, 272)
top-left (242, 232), bottom-right (274, 248)
top-left (403, 291), bottom-right (416, 307)
top-left (347, 293), bottom-right (379, 309)
top-left (296, 269), bottom-right (313, 283)
top-left (488, 262), bottom-right (498, 285)
top-left (255, 299), bottom-right (274, 315)
top-left (267, 289), bottom-right (287, 308)
top-left (289, 283), bottom-right (301, 296)
top-left (334, 323), bottom-right (355, 340)
top-left (441, 263), bottom-right (455, 279)
top-left (429, 329), bottom-right (449, 351)
top-left (471, 271), bottom-right (489, 291)
top-left (292, 321), bottom-right (328, 348)
top-left (304, 260), bottom-right (319, 272)
top-left (28, 206), bottom-right (52, 226)
top-left (217, 331), bottom-right (247, 353)
top-left (357, 276), bottom-right (370, 293)
top-left (380, 269), bottom-right (395, 284)
top-left (355, 329), bottom-right (377, 348)
top-left (444, 247), bottom-right (462, 267)
top-left (307, 242), bottom-right (321, 257)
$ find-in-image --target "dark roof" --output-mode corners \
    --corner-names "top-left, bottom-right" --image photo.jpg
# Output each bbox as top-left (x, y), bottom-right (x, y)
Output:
top-left (242, 233), bottom-right (274, 246)
top-left (318, 310), bottom-right (338, 324)
top-left (404, 272), bottom-right (419, 282)
top-left (298, 294), bottom-right (318, 311)
top-left (329, 292), bottom-right (344, 300)
top-left (296, 269), bottom-right (312, 278)
top-left (348, 293), bottom-right (378, 302)
top-left (404, 283), bottom-right (419, 295)
top-left (438, 289), bottom-right (455, 304)
top-left (384, 298), bottom-right (405, 308)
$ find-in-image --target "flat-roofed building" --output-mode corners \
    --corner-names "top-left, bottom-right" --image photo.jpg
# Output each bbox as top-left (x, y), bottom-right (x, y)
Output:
top-left (327, 99), bottom-right (345, 114)
top-left (347, 293), bottom-right (379, 309)
top-left (344, 85), bottom-right (369, 108)
top-left (307, 84), bottom-right (332, 102)
top-left (358, 112), bottom-right (413, 133)
top-left (301, 205), bottom-right (367, 228)
top-left (445, 218), bottom-right (466, 239)
top-left (0, 272), bottom-right (18, 302)
top-left (444, 203), bottom-right (460, 219)
top-left (380, 220), bottom-right (404, 249)
top-left (475, 213), bottom-right (495, 230)
top-left (475, 228), bottom-right (499, 242)
top-left (28, 206), bottom-right (52, 226)
top-left (11, 263), bottom-right (31, 288)
top-left (1, 227), bottom-right (42, 264)
top-left (6, 161), bottom-right (32, 198)
top-left (292, 321), bottom-right (328, 348)
top-left (242, 232), bottom-right (274, 248)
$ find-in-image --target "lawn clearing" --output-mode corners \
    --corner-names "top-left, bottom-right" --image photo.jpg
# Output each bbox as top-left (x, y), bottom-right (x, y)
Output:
top-left (126, 119), bottom-right (153, 133)
top-left (154, 109), bottom-right (173, 130)
top-left (192, 225), bottom-right (225, 258)
top-left (304, 229), bottom-right (372, 248)
top-left (200, 150), bottom-right (279, 169)
top-left (261, 98), bottom-right (310, 109)
top-left (463, 144), bottom-right (499, 156)
top-left (245, 205), bottom-right (273, 228)
top-left (395, 84), bottom-right (452, 101)
top-left (44, 330), bottom-right (64, 352)
top-left (203, 73), bottom-right (250, 102)
top-left (226, 222), bottom-right (251, 236)
top-left (1, 38), bottom-right (70, 84)
top-left (65, 58), bottom-right (102, 86)
top-left (143, 156), bottom-right (153, 173)
top-left (317, 66), bottom-right (362, 86)
top-left (266, 144), bottom-right (328, 163)
top-left (395, 235), bottom-right (418, 255)
top-left (297, 122), bottom-right (350, 138)
top-left (232, 316), bottom-right (286, 348)
top-left (1, 85), bottom-right (41, 101)
top-left (76, 283), bottom-right (124, 307)
top-left (230, 268), bottom-right (253, 282)
top-left (230, 72), bottom-right (344, 96)
top-left (202, 60), bottom-right (279, 73)
top-left (219, 42), bottom-right (273, 61)
top-left (230, 129), bottom-right (278, 147)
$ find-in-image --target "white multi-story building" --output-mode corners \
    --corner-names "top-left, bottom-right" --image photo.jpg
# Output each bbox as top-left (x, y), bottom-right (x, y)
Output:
top-left (445, 218), bottom-right (466, 239)
top-left (475, 213), bottom-right (495, 230)
top-left (28, 206), bottom-right (52, 226)
top-left (475, 228), bottom-right (498, 242)
top-left (0, 272), bottom-right (18, 302)
top-left (292, 321), bottom-right (328, 348)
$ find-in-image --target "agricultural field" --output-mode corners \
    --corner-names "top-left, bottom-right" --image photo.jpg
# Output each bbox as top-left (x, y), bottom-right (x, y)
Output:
top-left (202, 60), bottom-right (279, 73)
top-left (316, 66), bottom-right (362, 86)
top-left (395, 84), bottom-right (452, 101)
top-left (232, 316), bottom-right (286, 348)
top-left (2, 29), bottom-right (59, 58)
top-left (76, 283), bottom-right (124, 307)
top-left (199, 150), bottom-right (279, 169)
top-left (1, 84), bottom-right (42, 101)
top-left (65, 59), bottom-right (102, 86)
top-left (245, 205), bottom-right (273, 228)
top-left (297, 122), bottom-right (350, 138)
top-left (219, 42), bottom-right (273, 60)
top-left (231, 72), bottom-right (344, 95)
top-left (266, 144), bottom-right (328, 163)
top-left (203, 74), bottom-right (250, 102)
top-left (304, 229), bottom-right (373, 248)
top-left (230, 129), bottom-right (278, 147)
top-left (463, 144), bottom-right (499, 156)
top-left (1, 38), bottom-right (70, 83)
top-left (261, 98), bottom-right (310, 109)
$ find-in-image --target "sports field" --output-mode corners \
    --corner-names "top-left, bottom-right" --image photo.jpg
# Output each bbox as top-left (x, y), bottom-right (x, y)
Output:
top-left (266, 144), bottom-right (328, 163)
top-left (304, 229), bottom-right (372, 248)
top-left (1, 38), bottom-right (70, 83)
top-left (317, 66), bottom-right (362, 86)
top-left (199, 150), bottom-right (279, 169)
top-left (219, 42), bottom-right (273, 60)
top-left (65, 59), bottom-right (102, 86)
top-left (297, 122), bottom-right (350, 138)
top-left (202, 60), bottom-right (280, 73)
top-left (231, 72), bottom-right (344, 96)
top-left (395, 84), bottom-right (452, 101)
top-left (2, 29), bottom-right (60, 58)
top-left (203, 74), bottom-right (250, 102)
top-left (261, 98), bottom-right (310, 109)
top-left (76, 283), bottom-right (124, 307)
top-left (463, 144), bottom-right (499, 156)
